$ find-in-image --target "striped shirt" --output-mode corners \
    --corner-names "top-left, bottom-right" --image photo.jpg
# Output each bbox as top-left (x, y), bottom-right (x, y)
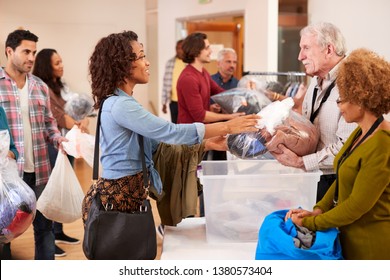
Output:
top-left (162, 56), bottom-right (175, 105)
top-left (0, 67), bottom-right (62, 187)
top-left (162, 56), bottom-right (186, 105)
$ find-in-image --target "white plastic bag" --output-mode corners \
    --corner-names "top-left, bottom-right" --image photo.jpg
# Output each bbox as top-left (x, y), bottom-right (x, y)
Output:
top-left (37, 152), bottom-right (84, 223)
top-left (62, 125), bottom-right (94, 167)
top-left (1, 130), bottom-right (36, 243)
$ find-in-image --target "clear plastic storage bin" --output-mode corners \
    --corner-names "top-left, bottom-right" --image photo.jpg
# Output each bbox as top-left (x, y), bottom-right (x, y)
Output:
top-left (199, 160), bottom-right (322, 243)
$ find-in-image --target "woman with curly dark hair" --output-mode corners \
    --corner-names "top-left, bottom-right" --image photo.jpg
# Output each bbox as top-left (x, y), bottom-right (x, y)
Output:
top-left (285, 48), bottom-right (390, 260)
top-left (82, 31), bottom-right (260, 251)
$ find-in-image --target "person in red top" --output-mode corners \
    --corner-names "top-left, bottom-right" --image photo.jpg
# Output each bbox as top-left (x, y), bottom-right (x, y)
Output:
top-left (177, 32), bottom-right (244, 124)
top-left (176, 32), bottom-right (247, 219)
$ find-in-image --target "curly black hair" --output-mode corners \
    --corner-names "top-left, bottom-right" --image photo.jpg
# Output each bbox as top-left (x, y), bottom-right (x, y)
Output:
top-left (89, 31), bottom-right (138, 109)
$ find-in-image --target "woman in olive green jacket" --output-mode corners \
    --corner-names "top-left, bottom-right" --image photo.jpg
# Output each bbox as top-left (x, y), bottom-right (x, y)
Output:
top-left (285, 48), bottom-right (390, 260)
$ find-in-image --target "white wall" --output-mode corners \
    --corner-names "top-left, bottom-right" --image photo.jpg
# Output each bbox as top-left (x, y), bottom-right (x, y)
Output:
top-left (0, 0), bottom-right (148, 108)
top-left (157, 0), bottom-right (279, 120)
top-left (308, 0), bottom-right (390, 60)
top-left (1, 0), bottom-right (389, 121)
top-left (309, 0), bottom-right (390, 120)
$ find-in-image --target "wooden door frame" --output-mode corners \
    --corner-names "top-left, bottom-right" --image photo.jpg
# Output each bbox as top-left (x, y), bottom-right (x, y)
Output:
top-left (186, 21), bottom-right (242, 79)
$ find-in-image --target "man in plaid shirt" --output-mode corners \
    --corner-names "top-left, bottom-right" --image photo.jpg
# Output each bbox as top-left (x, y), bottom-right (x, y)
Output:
top-left (0, 29), bottom-right (66, 259)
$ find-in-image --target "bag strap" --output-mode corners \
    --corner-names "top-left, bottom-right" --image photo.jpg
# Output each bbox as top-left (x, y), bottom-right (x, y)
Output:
top-left (333, 115), bottom-right (384, 206)
top-left (92, 100), bottom-right (103, 181)
top-left (310, 80), bottom-right (336, 123)
top-left (92, 98), bottom-right (149, 190)
top-left (138, 134), bottom-right (149, 189)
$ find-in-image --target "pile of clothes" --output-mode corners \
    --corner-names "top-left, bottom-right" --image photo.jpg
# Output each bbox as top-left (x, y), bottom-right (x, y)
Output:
top-left (211, 88), bottom-right (319, 159)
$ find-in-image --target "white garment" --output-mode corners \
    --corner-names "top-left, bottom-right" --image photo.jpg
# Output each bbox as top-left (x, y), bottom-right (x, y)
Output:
top-left (19, 77), bottom-right (34, 172)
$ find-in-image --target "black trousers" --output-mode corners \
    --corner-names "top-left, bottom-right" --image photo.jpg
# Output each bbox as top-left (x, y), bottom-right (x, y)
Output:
top-left (316, 174), bottom-right (337, 203)
top-left (169, 101), bottom-right (178, 124)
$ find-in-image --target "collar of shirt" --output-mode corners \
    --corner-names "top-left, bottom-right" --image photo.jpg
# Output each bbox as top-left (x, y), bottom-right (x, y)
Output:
top-left (316, 60), bottom-right (342, 90)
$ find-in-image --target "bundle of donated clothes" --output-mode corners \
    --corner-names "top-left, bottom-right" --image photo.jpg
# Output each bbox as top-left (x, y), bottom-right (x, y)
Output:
top-left (211, 88), bottom-right (319, 158)
top-left (0, 130), bottom-right (36, 244)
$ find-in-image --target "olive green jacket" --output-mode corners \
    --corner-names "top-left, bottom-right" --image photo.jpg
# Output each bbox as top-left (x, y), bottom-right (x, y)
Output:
top-left (303, 128), bottom-right (390, 260)
top-left (152, 142), bottom-right (205, 226)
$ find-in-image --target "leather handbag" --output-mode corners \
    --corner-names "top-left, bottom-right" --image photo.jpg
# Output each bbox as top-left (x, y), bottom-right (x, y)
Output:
top-left (82, 98), bottom-right (157, 260)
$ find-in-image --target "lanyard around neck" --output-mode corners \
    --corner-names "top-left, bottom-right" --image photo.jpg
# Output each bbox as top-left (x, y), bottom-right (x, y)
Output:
top-left (333, 115), bottom-right (384, 206)
top-left (310, 80), bottom-right (336, 123)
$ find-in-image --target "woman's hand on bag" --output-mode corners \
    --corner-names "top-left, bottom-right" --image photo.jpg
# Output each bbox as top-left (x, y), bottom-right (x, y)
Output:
top-left (203, 136), bottom-right (227, 151)
top-left (285, 208), bottom-right (310, 220)
top-left (226, 114), bottom-right (260, 134)
top-left (285, 208), bottom-right (321, 226)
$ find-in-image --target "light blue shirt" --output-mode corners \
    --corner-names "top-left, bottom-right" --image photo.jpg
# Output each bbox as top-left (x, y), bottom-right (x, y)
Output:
top-left (100, 88), bottom-right (205, 194)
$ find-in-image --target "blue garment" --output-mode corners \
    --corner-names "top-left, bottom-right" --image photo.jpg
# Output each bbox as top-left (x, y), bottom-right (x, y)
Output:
top-left (211, 72), bottom-right (239, 90)
top-left (255, 209), bottom-right (343, 260)
top-left (227, 132), bottom-right (267, 158)
top-left (100, 89), bottom-right (205, 194)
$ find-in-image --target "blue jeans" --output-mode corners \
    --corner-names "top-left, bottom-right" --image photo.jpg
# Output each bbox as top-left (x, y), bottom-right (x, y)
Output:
top-left (23, 172), bottom-right (55, 260)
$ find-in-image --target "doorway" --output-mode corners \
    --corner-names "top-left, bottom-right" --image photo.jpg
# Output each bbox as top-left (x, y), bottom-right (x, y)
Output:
top-left (185, 16), bottom-right (244, 79)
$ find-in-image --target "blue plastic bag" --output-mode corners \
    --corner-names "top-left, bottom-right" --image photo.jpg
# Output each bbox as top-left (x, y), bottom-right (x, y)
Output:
top-left (255, 209), bottom-right (343, 260)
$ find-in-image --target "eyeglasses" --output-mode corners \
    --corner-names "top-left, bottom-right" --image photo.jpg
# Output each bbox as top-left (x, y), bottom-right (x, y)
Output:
top-left (134, 54), bottom-right (146, 61)
top-left (336, 98), bottom-right (346, 105)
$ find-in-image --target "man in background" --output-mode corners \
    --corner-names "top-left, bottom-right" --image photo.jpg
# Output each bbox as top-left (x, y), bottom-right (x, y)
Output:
top-left (210, 47), bottom-right (239, 160)
top-left (177, 32), bottom-right (244, 218)
top-left (0, 29), bottom-right (66, 259)
top-left (161, 39), bottom-right (185, 123)
top-left (177, 33), bottom-right (243, 125)
top-left (211, 47), bottom-right (239, 90)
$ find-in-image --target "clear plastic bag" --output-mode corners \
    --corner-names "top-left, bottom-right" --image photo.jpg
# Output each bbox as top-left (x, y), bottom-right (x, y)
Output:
top-left (237, 75), bottom-right (285, 94)
top-left (228, 98), bottom-right (319, 158)
top-left (36, 152), bottom-right (85, 223)
top-left (1, 130), bottom-right (36, 243)
top-left (265, 110), bottom-right (319, 156)
top-left (227, 132), bottom-right (268, 158)
top-left (211, 88), bottom-right (271, 114)
top-left (64, 92), bottom-right (94, 121)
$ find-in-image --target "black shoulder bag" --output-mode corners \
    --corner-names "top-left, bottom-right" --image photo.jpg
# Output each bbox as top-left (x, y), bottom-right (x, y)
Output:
top-left (82, 99), bottom-right (157, 260)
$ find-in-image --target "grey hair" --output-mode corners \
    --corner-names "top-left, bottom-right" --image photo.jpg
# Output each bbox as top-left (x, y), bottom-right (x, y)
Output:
top-left (217, 47), bottom-right (237, 62)
top-left (300, 22), bottom-right (347, 57)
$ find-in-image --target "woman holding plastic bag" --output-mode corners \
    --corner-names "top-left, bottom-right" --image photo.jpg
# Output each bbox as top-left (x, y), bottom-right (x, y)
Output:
top-left (1, 106), bottom-right (36, 259)
top-left (33, 49), bottom-right (92, 256)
